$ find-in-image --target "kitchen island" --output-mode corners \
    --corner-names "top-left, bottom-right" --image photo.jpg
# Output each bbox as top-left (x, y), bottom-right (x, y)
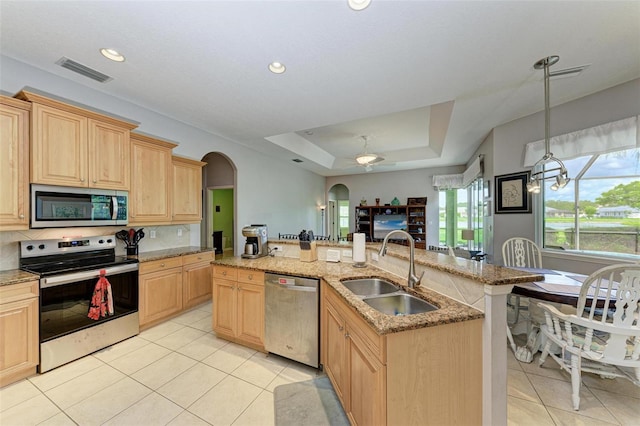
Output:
top-left (215, 240), bottom-right (542, 425)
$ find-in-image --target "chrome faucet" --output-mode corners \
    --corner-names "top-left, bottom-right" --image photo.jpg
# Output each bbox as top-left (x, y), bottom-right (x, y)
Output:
top-left (378, 230), bottom-right (425, 288)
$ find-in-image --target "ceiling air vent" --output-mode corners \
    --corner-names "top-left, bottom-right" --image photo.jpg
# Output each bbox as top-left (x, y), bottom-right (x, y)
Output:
top-left (56, 57), bottom-right (113, 83)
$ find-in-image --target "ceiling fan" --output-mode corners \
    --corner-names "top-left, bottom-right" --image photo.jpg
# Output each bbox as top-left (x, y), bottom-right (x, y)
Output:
top-left (355, 136), bottom-right (384, 171)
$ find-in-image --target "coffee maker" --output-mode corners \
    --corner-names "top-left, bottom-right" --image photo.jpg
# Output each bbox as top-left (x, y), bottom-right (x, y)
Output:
top-left (241, 224), bottom-right (268, 259)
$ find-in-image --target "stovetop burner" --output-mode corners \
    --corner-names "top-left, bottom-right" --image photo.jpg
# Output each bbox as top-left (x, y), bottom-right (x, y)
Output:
top-left (19, 235), bottom-right (138, 277)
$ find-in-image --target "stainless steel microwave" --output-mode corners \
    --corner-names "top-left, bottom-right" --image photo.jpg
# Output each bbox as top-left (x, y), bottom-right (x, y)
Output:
top-left (31, 184), bottom-right (128, 228)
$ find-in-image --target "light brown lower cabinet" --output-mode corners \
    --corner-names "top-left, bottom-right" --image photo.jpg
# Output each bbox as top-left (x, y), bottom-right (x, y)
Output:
top-left (212, 266), bottom-right (265, 350)
top-left (0, 280), bottom-right (39, 387)
top-left (182, 252), bottom-right (213, 309)
top-left (139, 257), bottom-right (183, 328)
top-left (321, 280), bottom-right (482, 426)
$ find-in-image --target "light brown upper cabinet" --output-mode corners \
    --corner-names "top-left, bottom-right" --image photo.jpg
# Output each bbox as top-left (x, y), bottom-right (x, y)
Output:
top-left (16, 91), bottom-right (137, 190)
top-left (172, 156), bottom-right (206, 223)
top-left (0, 96), bottom-right (30, 230)
top-left (129, 133), bottom-right (177, 226)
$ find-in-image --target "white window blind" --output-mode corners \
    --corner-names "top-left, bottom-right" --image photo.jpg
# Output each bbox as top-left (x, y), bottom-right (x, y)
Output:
top-left (523, 115), bottom-right (639, 167)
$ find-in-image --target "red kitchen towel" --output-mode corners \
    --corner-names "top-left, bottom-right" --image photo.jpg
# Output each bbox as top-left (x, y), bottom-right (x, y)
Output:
top-left (88, 269), bottom-right (114, 320)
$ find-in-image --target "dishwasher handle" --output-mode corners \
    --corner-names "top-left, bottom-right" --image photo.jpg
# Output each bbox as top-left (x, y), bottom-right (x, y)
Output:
top-left (266, 278), bottom-right (318, 292)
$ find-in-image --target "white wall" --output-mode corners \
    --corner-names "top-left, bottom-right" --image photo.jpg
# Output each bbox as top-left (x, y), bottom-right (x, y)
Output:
top-left (0, 55), bottom-right (325, 261)
top-left (489, 78), bottom-right (640, 271)
top-left (326, 166), bottom-right (464, 248)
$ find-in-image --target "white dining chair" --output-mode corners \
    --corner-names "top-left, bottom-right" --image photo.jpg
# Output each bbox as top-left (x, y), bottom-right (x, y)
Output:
top-left (502, 237), bottom-right (542, 332)
top-left (536, 263), bottom-right (640, 410)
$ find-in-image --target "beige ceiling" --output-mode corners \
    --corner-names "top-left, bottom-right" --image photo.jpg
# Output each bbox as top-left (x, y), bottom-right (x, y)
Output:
top-left (1, 1), bottom-right (639, 176)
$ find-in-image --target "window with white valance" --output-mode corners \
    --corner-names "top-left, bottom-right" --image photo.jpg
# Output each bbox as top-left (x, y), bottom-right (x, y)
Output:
top-left (432, 155), bottom-right (483, 190)
top-left (523, 115), bottom-right (639, 167)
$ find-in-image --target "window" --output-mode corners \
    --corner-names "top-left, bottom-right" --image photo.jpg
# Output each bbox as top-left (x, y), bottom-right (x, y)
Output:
top-left (438, 178), bottom-right (483, 250)
top-left (338, 200), bottom-right (350, 239)
top-left (542, 147), bottom-right (639, 257)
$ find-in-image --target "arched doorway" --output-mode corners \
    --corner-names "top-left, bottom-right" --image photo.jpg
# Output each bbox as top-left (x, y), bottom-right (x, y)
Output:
top-left (201, 152), bottom-right (236, 256)
top-left (328, 184), bottom-right (350, 241)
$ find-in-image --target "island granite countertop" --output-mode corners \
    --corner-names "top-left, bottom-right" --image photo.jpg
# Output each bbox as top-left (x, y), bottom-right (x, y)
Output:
top-left (213, 255), bottom-right (485, 335)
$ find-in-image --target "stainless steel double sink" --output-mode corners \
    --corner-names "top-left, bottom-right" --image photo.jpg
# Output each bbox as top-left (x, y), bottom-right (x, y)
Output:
top-left (340, 278), bottom-right (438, 316)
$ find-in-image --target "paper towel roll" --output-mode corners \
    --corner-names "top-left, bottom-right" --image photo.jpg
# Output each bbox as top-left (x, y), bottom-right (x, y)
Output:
top-left (353, 233), bottom-right (366, 264)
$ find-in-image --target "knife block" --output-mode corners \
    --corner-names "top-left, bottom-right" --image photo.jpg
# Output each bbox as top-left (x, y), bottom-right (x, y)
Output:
top-left (299, 241), bottom-right (317, 262)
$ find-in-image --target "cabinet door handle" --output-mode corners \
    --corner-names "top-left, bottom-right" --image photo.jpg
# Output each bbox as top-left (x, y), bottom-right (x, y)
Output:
top-left (197, 256), bottom-right (202, 260)
top-left (222, 271), bottom-right (227, 276)
top-left (160, 263), bottom-right (165, 267)
top-left (339, 325), bottom-right (344, 331)
top-left (19, 214), bottom-right (24, 219)
top-left (80, 178), bottom-right (85, 182)
top-left (344, 332), bottom-right (350, 338)
top-left (248, 274), bottom-right (253, 280)
top-left (92, 179), bottom-right (97, 183)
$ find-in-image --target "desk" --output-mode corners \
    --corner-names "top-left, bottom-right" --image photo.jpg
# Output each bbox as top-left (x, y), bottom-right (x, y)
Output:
top-left (511, 267), bottom-right (614, 309)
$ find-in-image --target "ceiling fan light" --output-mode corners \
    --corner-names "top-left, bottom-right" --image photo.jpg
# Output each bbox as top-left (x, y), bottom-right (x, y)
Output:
top-left (348, 0), bottom-right (371, 11)
top-left (356, 153), bottom-right (378, 165)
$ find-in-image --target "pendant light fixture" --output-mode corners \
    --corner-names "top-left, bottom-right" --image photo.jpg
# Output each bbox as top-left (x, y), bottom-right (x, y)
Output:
top-left (526, 55), bottom-right (570, 194)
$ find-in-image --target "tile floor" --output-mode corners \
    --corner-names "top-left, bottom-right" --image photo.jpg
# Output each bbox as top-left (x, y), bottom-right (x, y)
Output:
top-left (1, 301), bottom-right (638, 425)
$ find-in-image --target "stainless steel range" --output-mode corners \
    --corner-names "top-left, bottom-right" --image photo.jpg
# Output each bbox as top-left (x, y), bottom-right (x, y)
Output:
top-left (19, 235), bottom-right (139, 373)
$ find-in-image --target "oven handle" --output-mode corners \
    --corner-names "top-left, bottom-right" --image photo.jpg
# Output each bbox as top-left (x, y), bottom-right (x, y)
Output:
top-left (40, 263), bottom-right (139, 288)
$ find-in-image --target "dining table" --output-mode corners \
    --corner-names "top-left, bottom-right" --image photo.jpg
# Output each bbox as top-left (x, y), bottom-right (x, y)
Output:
top-left (510, 266), bottom-right (615, 309)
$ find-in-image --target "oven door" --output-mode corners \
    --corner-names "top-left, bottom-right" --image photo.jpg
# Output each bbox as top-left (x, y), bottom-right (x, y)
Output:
top-left (39, 263), bottom-right (138, 343)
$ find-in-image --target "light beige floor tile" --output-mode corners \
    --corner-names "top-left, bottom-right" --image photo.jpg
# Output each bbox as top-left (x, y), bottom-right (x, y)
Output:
top-left (37, 412), bottom-right (77, 426)
top-left (139, 320), bottom-right (186, 342)
top-left (527, 374), bottom-right (618, 424)
top-left (265, 362), bottom-right (321, 392)
top-left (507, 346), bottom-right (524, 371)
top-left (102, 392), bottom-right (183, 426)
top-left (190, 317), bottom-right (213, 332)
top-left (232, 390), bottom-right (274, 426)
top-left (157, 363), bottom-right (226, 408)
top-left (167, 410), bottom-right (211, 426)
top-left (202, 342), bottom-right (255, 374)
top-left (65, 377), bottom-right (151, 426)
top-left (519, 352), bottom-right (571, 382)
top-left (0, 394), bottom-right (61, 425)
top-left (196, 302), bottom-right (212, 314)
top-left (171, 308), bottom-right (211, 326)
top-left (508, 369), bottom-right (541, 403)
top-left (582, 373), bottom-right (640, 399)
top-left (546, 406), bottom-right (620, 426)
top-left (507, 395), bottom-right (554, 426)
top-left (188, 375), bottom-right (261, 425)
top-left (0, 379), bottom-right (41, 412)
top-left (177, 333), bottom-right (228, 361)
top-left (109, 342), bottom-right (172, 375)
top-left (45, 364), bottom-right (125, 409)
top-left (590, 388), bottom-right (640, 425)
top-left (93, 336), bottom-right (151, 363)
top-left (28, 355), bottom-right (103, 392)
top-left (156, 327), bottom-right (207, 351)
top-left (131, 352), bottom-right (197, 390)
top-left (231, 352), bottom-right (288, 388)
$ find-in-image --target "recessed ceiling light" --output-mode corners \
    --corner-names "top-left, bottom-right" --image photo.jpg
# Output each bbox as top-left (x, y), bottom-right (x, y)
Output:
top-left (268, 62), bottom-right (286, 74)
top-left (348, 0), bottom-right (371, 11)
top-left (100, 48), bottom-right (125, 62)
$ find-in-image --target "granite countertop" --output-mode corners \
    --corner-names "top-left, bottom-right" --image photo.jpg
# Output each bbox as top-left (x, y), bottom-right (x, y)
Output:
top-left (269, 239), bottom-right (544, 285)
top-left (0, 269), bottom-right (40, 287)
top-left (133, 246), bottom-right (213, 263)
top-left (213, 256), bottom-right (485, 335)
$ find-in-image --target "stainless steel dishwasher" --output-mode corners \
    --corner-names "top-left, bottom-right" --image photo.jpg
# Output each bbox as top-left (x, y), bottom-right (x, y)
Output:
top-left (264, 273), bottom-right (319, 368)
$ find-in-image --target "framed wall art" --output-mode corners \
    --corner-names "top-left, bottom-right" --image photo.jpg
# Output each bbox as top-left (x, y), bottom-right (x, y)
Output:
top-left (494, 171), bottom-right (532, 214)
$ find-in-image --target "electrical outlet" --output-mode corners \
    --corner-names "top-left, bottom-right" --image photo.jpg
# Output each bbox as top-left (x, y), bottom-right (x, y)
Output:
top-left (150, 230), bottom-right (156, 239)
top-left (177, 228), bottom-right (182, 237)
top-left (371, 252), bottom-right (379, 261)
top-left (342, 249), bottom-right (353, 258)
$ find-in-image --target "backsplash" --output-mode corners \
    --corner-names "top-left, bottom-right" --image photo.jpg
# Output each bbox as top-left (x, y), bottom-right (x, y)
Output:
top-left (0, 224), bottom-right (194, 271)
